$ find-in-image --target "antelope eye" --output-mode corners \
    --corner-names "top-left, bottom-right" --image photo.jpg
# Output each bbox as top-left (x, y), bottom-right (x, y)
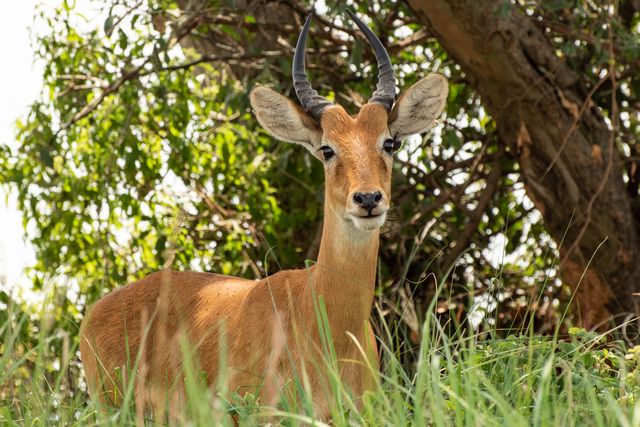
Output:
top-left (383, 138), bottom-right (400, 154)
top-left (319, 145), bottom-right (335, 160)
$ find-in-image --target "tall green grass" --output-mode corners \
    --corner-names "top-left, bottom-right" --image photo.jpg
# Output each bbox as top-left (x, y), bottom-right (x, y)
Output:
top-left (2, 293), bottom-right (640, 426)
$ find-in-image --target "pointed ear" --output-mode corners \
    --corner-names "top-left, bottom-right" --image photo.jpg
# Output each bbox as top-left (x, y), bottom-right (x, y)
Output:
top-left (388, 74), bottom-right (448, 141)
top-left (250, 85), bottom-right (322, 149)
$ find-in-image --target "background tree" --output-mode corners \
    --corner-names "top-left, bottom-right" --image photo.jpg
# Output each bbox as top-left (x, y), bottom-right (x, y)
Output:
top-left (410, 0), bottom-right (640, 334)
top-left (1, 0), bottom-right (638, 383)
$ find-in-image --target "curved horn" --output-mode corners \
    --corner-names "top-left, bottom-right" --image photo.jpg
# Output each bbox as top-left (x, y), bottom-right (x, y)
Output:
top-left (346, 9), bottom-right (396, 111)
top-left (292, 14), bottom-right (333, 121)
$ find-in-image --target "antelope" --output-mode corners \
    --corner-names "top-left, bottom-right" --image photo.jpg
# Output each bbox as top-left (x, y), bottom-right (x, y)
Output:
top-left (79, 11), bottom-right (448, 419)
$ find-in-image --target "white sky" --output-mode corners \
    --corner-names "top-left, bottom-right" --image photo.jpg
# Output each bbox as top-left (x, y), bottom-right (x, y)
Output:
top-left (0, 1), bottom-right (42, 290)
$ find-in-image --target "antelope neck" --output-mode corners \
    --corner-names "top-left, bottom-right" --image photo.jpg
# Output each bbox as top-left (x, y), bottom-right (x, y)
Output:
top-left (311, 199), bottom-right (379, 333)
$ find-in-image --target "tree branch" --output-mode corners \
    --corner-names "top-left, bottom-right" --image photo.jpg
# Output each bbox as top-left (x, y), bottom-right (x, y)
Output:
top-left (440, 153), bottom-right (503, 271)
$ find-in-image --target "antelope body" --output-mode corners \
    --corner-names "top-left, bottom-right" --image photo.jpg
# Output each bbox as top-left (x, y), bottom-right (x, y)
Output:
top-left (79, 11), bottom-right (448, 419)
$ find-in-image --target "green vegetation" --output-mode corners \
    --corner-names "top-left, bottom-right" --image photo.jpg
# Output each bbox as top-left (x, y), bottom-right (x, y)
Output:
top-left (1, 0), bottom-right (640, 425)
top-left (3, 298), bottom-right (640, 425)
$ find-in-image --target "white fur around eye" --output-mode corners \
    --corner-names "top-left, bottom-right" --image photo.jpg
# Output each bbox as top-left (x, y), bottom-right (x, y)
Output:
top-left (389, 74), bottom-right (448, 141)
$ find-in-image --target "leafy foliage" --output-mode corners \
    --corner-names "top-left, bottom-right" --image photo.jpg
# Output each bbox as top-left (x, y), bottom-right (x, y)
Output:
top-left (2, 0), bottom-right (565, 337)
top-left (1, 0), bottom-right (639, 402)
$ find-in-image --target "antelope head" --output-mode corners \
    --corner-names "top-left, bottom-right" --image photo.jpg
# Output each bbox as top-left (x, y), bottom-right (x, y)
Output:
top-left (251, 12), bottom-right (448, 233)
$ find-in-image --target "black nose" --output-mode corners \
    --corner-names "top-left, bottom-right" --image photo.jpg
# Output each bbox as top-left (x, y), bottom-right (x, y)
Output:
top-left (353, 191), bottom-right (383, 212)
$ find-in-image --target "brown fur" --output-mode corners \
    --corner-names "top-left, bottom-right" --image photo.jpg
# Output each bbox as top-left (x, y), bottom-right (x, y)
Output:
top-left (80, 103), bottom-right (391, 420)
top-left (80, 78), bottom-right (447, 420)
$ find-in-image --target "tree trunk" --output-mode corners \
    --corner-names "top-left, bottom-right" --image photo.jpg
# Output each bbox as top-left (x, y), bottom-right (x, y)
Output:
top-left (408, 0), bottom-right (640, 334)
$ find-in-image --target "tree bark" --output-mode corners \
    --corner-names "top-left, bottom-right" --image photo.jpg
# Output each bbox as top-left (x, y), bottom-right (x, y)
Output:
top-left (407, 0), bottom-right (640, 333)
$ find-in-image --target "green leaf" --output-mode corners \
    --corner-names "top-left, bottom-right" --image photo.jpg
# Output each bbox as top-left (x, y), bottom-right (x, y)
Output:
top-left (104, 15), bottom-right (115, 37)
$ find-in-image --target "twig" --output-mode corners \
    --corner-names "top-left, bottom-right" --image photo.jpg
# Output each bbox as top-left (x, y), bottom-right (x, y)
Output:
top-left (441, 152), bottom-right (504, 271)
